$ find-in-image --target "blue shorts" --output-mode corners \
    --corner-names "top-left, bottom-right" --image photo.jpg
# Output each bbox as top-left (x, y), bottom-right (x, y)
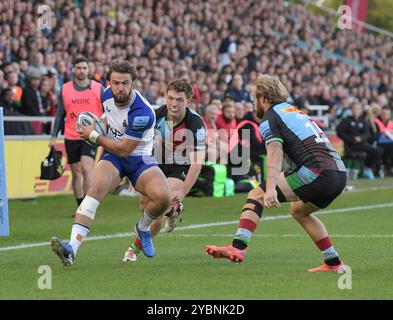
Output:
top-left (101, 152), bottom-right (158, 186)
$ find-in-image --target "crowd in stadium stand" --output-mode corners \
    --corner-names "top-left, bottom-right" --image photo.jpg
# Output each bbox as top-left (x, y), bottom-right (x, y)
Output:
top-left (0, 0), bottom-right (392, 177)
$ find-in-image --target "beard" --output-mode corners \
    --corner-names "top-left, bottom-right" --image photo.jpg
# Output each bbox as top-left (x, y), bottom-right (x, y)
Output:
top-left (256, 101), bottom-right (265, 119)
top-left (113, 91), bottom-right (132, 104)
top-left (222, 113), bottom-right (234, 123)
top-left (75, 73), bottom-right (87, 81)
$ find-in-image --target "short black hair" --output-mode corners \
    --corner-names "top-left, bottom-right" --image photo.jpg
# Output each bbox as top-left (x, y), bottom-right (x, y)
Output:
top-left (72, 55), bottom-right (89, 66)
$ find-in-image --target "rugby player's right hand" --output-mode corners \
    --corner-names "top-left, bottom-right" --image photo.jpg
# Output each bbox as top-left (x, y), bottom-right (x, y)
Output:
top-left (263, 188), bottom-right (281, 209)
top-left (170, 189), bottom-right (185, 206)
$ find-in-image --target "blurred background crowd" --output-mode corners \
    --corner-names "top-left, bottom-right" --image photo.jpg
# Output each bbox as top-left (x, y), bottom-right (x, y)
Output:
top-left (0, 0), bottom-right (392, 179)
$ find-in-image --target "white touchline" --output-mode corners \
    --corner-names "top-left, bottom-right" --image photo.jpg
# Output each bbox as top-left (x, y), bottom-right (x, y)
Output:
top-left (166, 233), bottom-right (393, 238)
top-left (1, 202), bottom-right (393, 252)
top-left (349, 185), bottom-right (393, 193)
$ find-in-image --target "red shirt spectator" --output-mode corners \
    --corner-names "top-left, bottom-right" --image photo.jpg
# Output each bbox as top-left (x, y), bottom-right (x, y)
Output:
top-left (216, 103), bottom-right (239, 152)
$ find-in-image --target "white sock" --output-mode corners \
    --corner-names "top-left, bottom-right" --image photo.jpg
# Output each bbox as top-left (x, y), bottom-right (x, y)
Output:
top-left (69, 223), bottom-right (90, 255)
top-left (138, 210), bottom-right (158, 231)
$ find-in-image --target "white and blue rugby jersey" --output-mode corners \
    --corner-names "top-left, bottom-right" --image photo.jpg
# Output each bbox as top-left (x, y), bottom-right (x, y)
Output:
top-left (102, 87), bottom-right (155, 156)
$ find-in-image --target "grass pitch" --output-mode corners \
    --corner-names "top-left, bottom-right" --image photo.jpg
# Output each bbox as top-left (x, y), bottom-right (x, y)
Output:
top-left (1, 178), bottom-right (393, 300)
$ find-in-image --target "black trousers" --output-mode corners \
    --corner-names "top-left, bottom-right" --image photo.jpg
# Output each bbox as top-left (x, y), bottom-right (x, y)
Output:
top-left (350, 143), bottom-right (383, 169)
top-left (379, 143), bottom-right (393, 171)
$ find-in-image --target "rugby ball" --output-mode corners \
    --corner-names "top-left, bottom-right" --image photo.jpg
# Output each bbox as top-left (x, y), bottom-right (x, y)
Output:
top-left (76, 112), bottom-right (106, 146)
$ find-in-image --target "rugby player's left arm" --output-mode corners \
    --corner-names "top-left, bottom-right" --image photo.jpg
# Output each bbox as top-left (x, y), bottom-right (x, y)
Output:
top-left (77, 123), bottom-right (141, 158)
top-left (97, 136), bottom-right (140, 158)
top-left (265, 141), bottom-right (283, 190)
top-left (173, 121), bottom-right (206, 202)
top-left (264, 140), bottom-right (283, 208)
top-left (179, 150), bottom-right (205, 198)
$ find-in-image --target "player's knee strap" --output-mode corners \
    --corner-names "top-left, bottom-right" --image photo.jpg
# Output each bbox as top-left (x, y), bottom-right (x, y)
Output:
top-left (76, 195), bottom-right (100, 220)
top-left (242, 199), bottom-right (263, 218)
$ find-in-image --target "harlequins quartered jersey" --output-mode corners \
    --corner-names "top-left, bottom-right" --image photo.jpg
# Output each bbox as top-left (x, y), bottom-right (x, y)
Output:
top-left (155, 105), bottom-right (206, 165)
top-left (259, 102), bottom-right (346, 172)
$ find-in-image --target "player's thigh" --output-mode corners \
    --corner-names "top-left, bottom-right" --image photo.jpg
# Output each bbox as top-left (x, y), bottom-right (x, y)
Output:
top-left (138, 177), bottom-right (181, 211)
top-left (167, 177), bottom-right (184, 191)
top-left (80, 155), bottom-right (95, 172)
top-left (80, 142), bottom-right (98, 162)
top-left (139, 194), bottom-right (149, 211)
top-left (87, 160), bottom-right (121, 201)
top-left (276, 172), bottom-right (298, 202)
top-left (290, 200), bottom-right (319, 218)
top-left (135, 166), bottom-right (171, 204)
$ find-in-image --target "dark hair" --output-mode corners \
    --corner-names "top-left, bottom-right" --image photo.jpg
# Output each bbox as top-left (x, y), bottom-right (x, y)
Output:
top-left (106, 59), bottom-right (138, 81)
top-left (166, 79), bottom-right (194, 100)
top-left (223, 93), bottom-right (235, 102)
top-left (72, 55), bottom-right (89, 66)
top-left (222, 102), bottom-right (235, 110)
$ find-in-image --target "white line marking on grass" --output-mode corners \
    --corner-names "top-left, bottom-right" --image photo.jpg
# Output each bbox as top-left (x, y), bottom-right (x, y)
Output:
top-left (347, 185), bottom-right (393, 193)
top-left (165, 233), bottom-right (393, 238)
top-left (1, 202), bottom-right (393, 252)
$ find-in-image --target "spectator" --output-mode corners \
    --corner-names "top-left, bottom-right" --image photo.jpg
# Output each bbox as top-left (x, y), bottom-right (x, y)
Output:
top-left (374, 106), bottom-right (393, 176)
top-left (210, 98), bottom-right (223, 112)
top-left (6, 71), bottom-right (23, 106)
top-left (237, 112), bottom-right (266, 183)
top-left (234, 102), bottom-right (245, 124)
top-left (0, 88), bottom-right (19, 113)
top-left (27, 51), bottom-right (46, 78)
top-left (216, 102), bottom-right (239, 176)
top-left (54, 60), bottom-right (70, 94)
top-left (0, 69), bottom-right (7, 94)
top-left (290, 83), bottom-right (305, 109)
top-left (20, 71), bottom-right (42, 116)
top-left (225, 74), bottom-right (252, 103)
top-left (203, 104), bottom-right (222, 163)
top-left (39, 76), bottom-right (56, 134)
top-left (0, 0), bottom-right (392, 140)
top-left (218, 32), bottom-right (237, 68)
top-left (216, 102), bottom-right (238, 147)
top-left (336, 102), bottom-right (383, 179)
top-left (198, 85), bottom-right (211, 116)
top-left (364, 103), bottom-right (382, 145)
top-left (0, 88), bottom-right (34, 135)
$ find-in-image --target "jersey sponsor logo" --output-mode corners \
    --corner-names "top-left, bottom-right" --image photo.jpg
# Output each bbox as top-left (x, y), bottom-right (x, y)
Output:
top-left (132, 116), bottom-right (149, 130)
top-left (105, 105), bottom-right (111, 113)
top-left (259, 120), bottom-right (273, 140)
top-left (123, 120), bottom-right (127, 127)
top-left (282, 106), bottom-right (301, 113)
top-left (107, 124), bottom-right (123, 139)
